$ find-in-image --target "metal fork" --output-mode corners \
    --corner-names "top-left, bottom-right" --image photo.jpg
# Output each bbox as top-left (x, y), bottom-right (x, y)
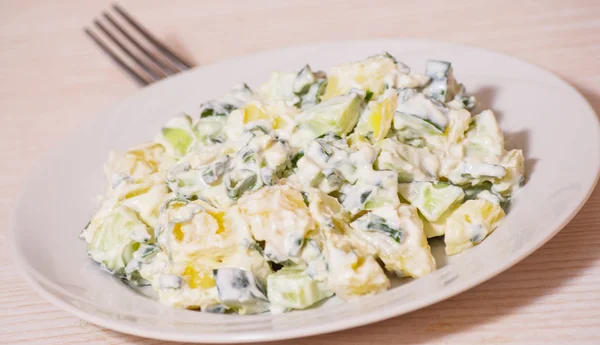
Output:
top-left (84, 4), bottom-right (193, 86)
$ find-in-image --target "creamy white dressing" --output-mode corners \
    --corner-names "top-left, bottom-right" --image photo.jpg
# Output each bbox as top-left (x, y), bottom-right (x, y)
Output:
top-left (82, 53), bottom-right (525, 314)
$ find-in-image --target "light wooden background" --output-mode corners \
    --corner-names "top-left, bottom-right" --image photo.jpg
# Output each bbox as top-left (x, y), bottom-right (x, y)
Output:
top-left (1, 0), bottom-right (599, 344)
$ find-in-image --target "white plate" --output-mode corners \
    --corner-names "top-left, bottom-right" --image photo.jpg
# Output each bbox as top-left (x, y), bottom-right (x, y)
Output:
top-left (11, 39), bottom-right (600, 343)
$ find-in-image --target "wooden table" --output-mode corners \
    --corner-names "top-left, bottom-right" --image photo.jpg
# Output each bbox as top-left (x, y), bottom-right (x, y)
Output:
top-left (1, 0), bottom-right (599, 344)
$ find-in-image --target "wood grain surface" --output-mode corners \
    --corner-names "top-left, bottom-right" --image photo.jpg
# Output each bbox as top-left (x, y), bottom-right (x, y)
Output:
top-left (1, 0), bottom-right (599, 344)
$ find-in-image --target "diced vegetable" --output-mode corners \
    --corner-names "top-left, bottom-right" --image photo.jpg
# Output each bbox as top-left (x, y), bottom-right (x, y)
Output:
top-left (396, 88), bottom-right (448, 132)
top-left (492, 149), bottom-right (525, 195)
top-left (464, 110), bottom-right (504, 162)
top-left (462, 162), bottom-right (506, 179)
top-left (341, 170), bottom-right (399, 214)
top-left (350, 205), bottom-right (436, 278)
top-left (308, 190), bottom-right (350, 230)
top-left (237, 185), bottom-right (315, 263)
top-left (321, 54), bottom-right (398, 101)
top-left (296, 92), bottom-right (363, 137)
top-left (267, 267), bottom-right (333, 313)
top-left (375, 138), bottom-right (439, 182)
top-left (355, 88), bottom-right (398, 142)
top-left (447, 83), bottom-right (476, 110)
top-left (201, 157), bottom-right (231, 185)
top-left (421, 217), bottom-right (447, 238)
top-left (225, 169), bottom-right (258, 200)
top-left (422, 60), bottom-right (460, 102)
top-left (194, 116), bottom-right (228, 145)
top-left (293, 65), bottom-right (328, 108)
top-left (155, 115), bottom-right (196, 157)
top-left (83, 205), bottom-right (151, 273)
top-left (121, 182), bottom-right (169, 228)
top-left (398, 181), bottom-right (464, 222)
top-left (199, 102), bottom-right (236, 118)
top-left (324, 232), bottom-right (390, 299)
top-left (213, 268), bottom-right (269, 314)
top-left (445, 199), bottom-right (505, 255)
top-left (352, 212), bottom-right (404, 243)
top-left (445, 108), bottom-right (472, 145)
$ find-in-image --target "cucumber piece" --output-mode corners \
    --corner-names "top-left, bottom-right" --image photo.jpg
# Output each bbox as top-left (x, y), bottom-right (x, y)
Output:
top-left (224, 169), bottom-right (258, 200)
top-left (296, 92), bottom-right (363, 137)
top-left (299, 79), bottom-right (327, 108)
top-left (395, 88), bottom-right (448, 132)
top-left (213, 268), bottom-right (269, 314)
top-left (461, 163), bottom-right (506, 179)
top-left (398, 181), bottom-right (464, 222)
top-left (445, 162), bottom-right (507, 186)
top-left (375, 138), bottom-right (439, 182)
top-left (353, 212), bottom-right (404, 243)
top-left (199, 84), bottom-right (253, 118)
top-left (293, 65), bottom-right (318, 95)
top-left (394, 111), bottom-right (444, 135)
top-left (267, 267), bottom-right (333, 312)
top-left (292, 65), bottom-right (328, 108)
top-left (301, 239), bottom-right (329, 281)
top-left (201, 156), bottom-right (231, 185)
top-left (394, 113), bottom-right (443, 148)
top-left (194, 115), bottom-right (228, 145)
top-left (156, 115), bottom-right (196, 157)
top-left (422, 60), bottom-right (460, 102)
top-left (392, 111), bottom-right (444, 148)
top-left (83, 205), bottom-right (151, 274)
top-left (341, 170), bottom-right (399, 214)
top-left (199, 101), bottom-right (236, 118)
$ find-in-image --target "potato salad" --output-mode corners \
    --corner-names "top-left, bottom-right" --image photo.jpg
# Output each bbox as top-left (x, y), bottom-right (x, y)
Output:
top-left (81, 53), bottom-right (524, 314)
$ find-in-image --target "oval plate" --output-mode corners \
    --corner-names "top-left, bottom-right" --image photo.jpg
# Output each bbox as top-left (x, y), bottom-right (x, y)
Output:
top-left (11, 39), bottom-right (600, 343)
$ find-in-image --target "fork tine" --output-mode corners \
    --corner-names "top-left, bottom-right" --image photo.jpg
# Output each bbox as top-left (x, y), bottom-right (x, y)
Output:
top-left (112, 3), bottom-right (192, 71)
top-left (102, 12), bottom-right (179, 75)
top-left (94, 19), bottom-right (165, 81)
top-left (84, 27), bottom-right (151, 86)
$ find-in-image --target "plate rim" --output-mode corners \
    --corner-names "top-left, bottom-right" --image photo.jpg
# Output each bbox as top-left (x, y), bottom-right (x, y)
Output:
top-left (10, 38), bottom-right (600, 343)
